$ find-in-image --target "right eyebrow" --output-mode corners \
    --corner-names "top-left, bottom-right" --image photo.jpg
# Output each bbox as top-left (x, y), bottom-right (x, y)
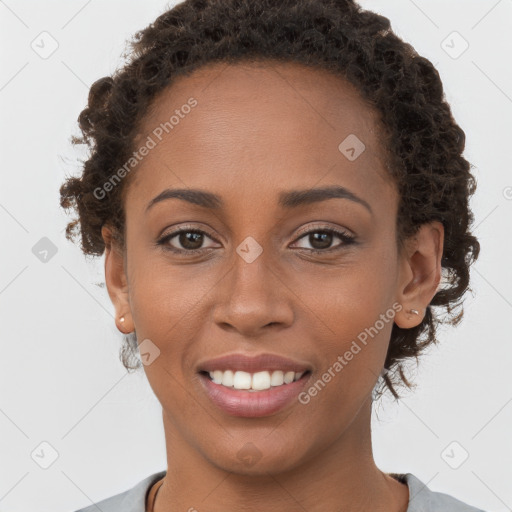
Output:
top-left (145, 188), bottom-right (223, 213)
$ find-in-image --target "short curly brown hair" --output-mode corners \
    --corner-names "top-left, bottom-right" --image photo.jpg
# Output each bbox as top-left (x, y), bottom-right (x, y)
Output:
top-left (60, 0), bottom-right (480, 399)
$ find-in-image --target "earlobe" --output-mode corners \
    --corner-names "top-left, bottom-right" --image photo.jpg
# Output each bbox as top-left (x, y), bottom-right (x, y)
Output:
top-left (102, 225), bottom-right (134, 333)
top-left (394, 221), bottom-right (444, 329)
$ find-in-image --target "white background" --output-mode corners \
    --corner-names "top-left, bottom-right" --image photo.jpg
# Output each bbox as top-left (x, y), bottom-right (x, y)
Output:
top-left (0, 1), bottom-right (511, 511)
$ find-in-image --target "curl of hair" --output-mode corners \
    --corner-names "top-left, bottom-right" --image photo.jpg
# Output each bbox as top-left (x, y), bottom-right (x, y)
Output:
top-left (60, 0), bottom-right (480, 399)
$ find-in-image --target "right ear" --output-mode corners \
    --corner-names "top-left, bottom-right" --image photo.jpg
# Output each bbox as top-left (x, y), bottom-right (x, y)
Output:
top-left (102, 225), bottom-right (134, 334)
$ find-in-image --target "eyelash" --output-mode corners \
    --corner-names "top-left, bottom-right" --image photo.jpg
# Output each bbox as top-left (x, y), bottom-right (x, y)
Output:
top-left (156, 224), bottom-right (356, 256)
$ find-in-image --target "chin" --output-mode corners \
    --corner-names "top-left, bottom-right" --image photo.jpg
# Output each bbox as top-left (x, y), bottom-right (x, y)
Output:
top-left (202, 437), bottom-right (309, 476)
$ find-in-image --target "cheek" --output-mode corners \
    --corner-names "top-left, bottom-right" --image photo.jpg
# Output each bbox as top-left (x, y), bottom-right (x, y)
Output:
top-left (125, 253), bottom-right (221, 405)
top-left (295, 254), bottom-right (398, 395)
top-left (128, 252), bottom-right (213, 334)
top-left (126, 260), bottom-right (204, 418)
top-left (295, 292), bottom-right (396, 432)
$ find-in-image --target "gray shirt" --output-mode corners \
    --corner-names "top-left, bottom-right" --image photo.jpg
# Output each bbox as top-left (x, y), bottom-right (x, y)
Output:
top-left (73, 470), bottom-right (486, 512)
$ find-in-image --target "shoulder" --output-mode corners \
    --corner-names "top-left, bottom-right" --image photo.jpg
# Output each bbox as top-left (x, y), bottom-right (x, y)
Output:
top-left (72, 470), bottom-right (487, 512)
top-left (400, 473), bottom-right (487, 512)
top-left (72, 470), bottom-right (167, 512)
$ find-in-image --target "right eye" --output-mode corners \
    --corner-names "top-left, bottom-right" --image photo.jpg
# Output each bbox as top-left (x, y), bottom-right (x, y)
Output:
top-left (157, 226), bottom-right (220, 255)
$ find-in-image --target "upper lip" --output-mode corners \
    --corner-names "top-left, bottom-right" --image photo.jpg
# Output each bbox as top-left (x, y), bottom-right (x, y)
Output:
top-left (196, 353), bottom-right (312, 374)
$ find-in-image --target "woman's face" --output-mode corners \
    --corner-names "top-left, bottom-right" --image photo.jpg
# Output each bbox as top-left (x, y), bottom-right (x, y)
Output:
top-left (104, 61), bottom-right (442, 475)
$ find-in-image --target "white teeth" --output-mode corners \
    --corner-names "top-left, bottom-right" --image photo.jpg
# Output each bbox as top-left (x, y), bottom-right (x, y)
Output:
top-left (212, 370), bottom-right (223, 384)
top-left (270, 370), bottom-right (284, 386)
top-left (252, 371), bottom-right (271, 390)
top-left (233, 371), bottom-right (252, 389)
top-left (221, 370), bottom-right (234, 387)
top-left (207, 369), bottom-right (306, 391)
top-left (284, 371), bottom-right (295, 384)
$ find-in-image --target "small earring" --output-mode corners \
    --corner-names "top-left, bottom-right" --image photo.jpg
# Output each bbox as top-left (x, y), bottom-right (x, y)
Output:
top-left (409, 309), bottom-right (419, 315)
top-left (120, 316), bottom-right (125, 323)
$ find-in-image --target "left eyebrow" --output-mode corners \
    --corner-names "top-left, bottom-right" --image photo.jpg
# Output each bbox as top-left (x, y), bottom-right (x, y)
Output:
top-left (278, 185), bottom-right (373, 215)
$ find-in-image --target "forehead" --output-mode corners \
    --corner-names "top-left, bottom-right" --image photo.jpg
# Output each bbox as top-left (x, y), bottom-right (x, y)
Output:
top-left (128, 60), bottom-right (395, 210)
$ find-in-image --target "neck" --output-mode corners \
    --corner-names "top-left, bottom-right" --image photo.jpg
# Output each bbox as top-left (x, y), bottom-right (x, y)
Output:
top-left (154, 395), bottom-right (409, 512)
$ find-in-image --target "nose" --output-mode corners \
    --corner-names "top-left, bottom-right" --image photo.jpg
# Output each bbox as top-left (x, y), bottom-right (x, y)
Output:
top-left (212, 250), bottom-right (294, 337)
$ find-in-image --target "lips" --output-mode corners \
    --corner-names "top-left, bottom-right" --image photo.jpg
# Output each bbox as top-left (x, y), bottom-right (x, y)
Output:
top-left (196, 352), bottom-right (313, 374)
top-left (195, 352), bottom-right (314, 417)
top-left (198, 370), bottom-right (312, 417)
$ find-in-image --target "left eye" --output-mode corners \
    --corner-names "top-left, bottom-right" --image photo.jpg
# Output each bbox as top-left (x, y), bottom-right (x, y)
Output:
top-left (291, 228), bottom-right (355, 252)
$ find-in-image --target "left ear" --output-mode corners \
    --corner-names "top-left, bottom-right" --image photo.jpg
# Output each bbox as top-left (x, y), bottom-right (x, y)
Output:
top-left (394, 221), bottom-right (444, 328)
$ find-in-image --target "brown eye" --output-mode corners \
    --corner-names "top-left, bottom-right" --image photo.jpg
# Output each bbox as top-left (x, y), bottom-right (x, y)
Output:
top-left (291, 227), bottom-right (356, 253)
top-left (177, 231), bottom-right (204, 250)
top-left (157, 227), bottom-right (220, 254)
top-left (307, 231), bottom-right (334, 250)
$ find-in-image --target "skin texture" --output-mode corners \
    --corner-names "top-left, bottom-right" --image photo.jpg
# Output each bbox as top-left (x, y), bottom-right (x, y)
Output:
top-left (102, 61), bottom-right (444, 512)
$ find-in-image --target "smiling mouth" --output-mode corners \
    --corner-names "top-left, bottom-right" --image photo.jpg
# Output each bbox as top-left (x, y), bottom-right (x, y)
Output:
top-left (199, 369), bottom-right (312, 392)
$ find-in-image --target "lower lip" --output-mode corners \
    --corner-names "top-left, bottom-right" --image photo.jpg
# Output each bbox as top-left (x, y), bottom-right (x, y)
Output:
top-left (198, 372), bottom-right (311, 418)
